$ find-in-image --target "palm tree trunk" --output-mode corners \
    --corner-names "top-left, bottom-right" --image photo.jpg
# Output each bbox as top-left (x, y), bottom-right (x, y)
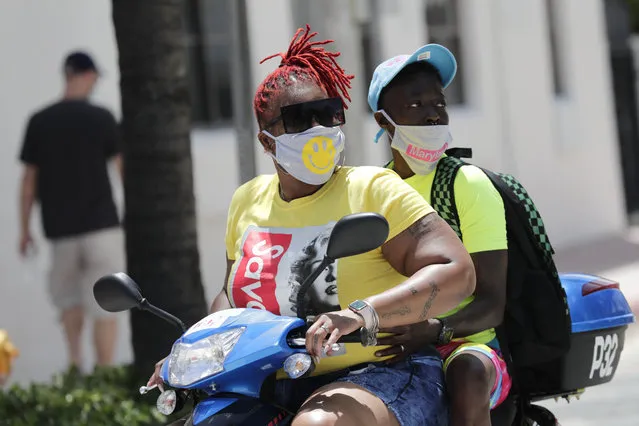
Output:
top-left (112, 0), bottom-right (207, 374)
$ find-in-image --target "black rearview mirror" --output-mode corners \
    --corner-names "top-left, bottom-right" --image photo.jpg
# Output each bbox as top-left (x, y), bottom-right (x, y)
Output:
top-left (93, 273), bottom-right (187, 332)
top-left (93, 272), bottom-right (144, 313)
top-left (326, 212), bottom-right (389, 260)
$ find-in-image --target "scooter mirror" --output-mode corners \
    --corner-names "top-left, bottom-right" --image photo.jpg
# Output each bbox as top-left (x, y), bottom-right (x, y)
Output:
top-left (93, 272), bottom-right (144, 312)
top-left (326, 213), bottom-right (389, 260)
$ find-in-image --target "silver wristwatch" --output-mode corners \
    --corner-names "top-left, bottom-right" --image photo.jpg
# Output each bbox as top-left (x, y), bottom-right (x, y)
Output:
top-left (348, 300), bottom-right (379, 346)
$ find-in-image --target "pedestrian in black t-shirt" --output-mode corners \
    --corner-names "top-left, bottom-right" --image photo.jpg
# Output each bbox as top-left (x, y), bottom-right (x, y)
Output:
top-left (17, 51), bottom-right (124, 371)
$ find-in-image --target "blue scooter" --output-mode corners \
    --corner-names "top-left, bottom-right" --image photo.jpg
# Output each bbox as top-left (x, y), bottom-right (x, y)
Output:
top-left (93, 212), bottom-right (635, 425)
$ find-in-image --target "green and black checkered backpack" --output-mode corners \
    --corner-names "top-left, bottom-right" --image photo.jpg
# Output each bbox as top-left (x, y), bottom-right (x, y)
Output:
top-left (432, 148), bottom-right (571, 397)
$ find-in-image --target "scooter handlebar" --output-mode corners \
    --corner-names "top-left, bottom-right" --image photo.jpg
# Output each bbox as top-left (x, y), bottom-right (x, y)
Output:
top-left (288, 327), bottom-right (367, 347)
top-left (337, 329), bottom-right (367, 344)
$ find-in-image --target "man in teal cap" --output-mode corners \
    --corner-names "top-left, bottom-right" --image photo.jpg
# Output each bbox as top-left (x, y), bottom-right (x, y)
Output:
top-left (368, 44), bottom-right (512, 426)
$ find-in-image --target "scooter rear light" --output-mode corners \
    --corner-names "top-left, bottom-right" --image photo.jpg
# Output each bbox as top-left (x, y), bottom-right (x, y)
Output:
top-left (581, 276), bottom-right (619, 296)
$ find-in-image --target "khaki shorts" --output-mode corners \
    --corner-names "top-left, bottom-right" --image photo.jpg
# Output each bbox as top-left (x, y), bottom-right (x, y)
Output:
top-left (49, 227), bottom-right (125, 318)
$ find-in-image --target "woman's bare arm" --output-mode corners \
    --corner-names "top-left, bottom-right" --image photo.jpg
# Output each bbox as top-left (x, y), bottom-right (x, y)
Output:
top-left (209, 256), bottom-right (234, 313)
top-left (365, 212), bottom-right (476, 328)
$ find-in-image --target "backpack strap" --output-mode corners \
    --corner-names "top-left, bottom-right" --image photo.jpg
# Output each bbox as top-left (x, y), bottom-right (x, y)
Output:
top-left (444, 147), bottom-right (473, 159)
top-left (499, 173), bottom-right (556, 261)
top-left (431, 156), bottom-right (465, 240)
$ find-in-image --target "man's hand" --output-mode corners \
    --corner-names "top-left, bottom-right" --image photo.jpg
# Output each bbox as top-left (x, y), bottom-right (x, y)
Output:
top-left (374, 318), bottom-right (441, 363)
top-left (19, 165), bottom-right (37, 257)
top-left (19, 232), bottom-right (35, 257)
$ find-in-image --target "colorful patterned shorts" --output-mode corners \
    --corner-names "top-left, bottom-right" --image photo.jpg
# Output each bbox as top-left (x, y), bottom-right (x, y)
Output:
top-left (438, 340), bottom-right (512, 409)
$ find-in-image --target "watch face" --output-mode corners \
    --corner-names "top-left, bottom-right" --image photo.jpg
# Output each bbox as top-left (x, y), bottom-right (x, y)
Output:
top-left (349, 300), bottom-right (367, 311)
top-left (441, 327), bottom-right (454, 343)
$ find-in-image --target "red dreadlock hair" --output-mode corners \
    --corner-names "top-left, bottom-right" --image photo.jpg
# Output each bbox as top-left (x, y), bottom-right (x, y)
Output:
top-left (253, 25), bottom-right (354, 126)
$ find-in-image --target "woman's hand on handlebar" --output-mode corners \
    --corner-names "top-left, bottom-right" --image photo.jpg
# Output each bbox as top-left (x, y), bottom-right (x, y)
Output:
top-left (306, 309), bottom-right (364, 361)
top-left (147, 357), bottom-right (167, 392)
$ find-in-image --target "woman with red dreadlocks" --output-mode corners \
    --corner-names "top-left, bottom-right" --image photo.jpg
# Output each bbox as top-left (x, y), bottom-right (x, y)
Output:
top-left (148, 26), bottom-right (475, 426)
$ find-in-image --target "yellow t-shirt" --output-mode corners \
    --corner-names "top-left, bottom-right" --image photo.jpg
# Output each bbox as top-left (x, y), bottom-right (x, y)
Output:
top-left (392, 159), bottom-right (507, 344)
top-left (225, 166), bottom-right (434, 376)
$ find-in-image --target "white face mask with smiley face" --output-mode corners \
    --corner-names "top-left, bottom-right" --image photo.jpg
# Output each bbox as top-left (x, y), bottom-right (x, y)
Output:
top-left (262, 125), bottom-right (345, 185)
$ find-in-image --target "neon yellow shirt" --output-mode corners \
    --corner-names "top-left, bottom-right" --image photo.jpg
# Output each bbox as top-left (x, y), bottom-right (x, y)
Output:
top-left (225, 166), bottom-right (434, 376)
top-left (391, 159), bottom-right (507, 344)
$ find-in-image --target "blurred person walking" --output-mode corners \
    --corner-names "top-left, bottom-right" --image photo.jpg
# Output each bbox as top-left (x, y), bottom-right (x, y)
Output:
top-left (17, 51), bottom-right (124, 371)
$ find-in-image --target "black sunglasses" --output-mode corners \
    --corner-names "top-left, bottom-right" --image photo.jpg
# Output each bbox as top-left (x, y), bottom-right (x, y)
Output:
top-left (264, 97), bottom-right (346, 134)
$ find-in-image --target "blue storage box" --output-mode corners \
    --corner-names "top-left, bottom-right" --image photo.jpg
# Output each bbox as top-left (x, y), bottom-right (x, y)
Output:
top-left (557, 273), bottom-right (635, 390)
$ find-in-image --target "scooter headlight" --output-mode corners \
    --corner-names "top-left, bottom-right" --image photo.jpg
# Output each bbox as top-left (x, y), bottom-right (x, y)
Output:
top-left (167, 327), bottom-right (245, 387)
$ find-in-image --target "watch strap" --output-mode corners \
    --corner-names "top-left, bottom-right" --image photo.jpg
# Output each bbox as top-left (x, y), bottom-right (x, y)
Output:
top-left (435, 318), bottom-right (454, 345)
top-left (348, 300), bottom-right (379, 346)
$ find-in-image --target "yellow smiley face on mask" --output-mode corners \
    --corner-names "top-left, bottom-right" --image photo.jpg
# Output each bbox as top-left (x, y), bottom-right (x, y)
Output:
top-left (302, 136), bottom-right (337, 174)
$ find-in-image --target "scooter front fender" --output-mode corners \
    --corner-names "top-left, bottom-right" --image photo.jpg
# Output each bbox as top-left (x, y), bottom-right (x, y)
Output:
top-left (190, 396), bottom-right (291, 425)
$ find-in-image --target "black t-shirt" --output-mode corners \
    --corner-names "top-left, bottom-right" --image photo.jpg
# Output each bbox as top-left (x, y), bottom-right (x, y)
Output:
top-left (19, 99), bottom-right (121, 239)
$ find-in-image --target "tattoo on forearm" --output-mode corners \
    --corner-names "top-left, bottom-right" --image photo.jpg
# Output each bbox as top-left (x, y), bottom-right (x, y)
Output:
top-left (418, 281), bottom-right (440, 321)
top-left (381, 305), bottom-right (411, 320)
top-left (407, 214), bottom-right (437, 240)
top-left (410, 285), bottom-right (418, 295)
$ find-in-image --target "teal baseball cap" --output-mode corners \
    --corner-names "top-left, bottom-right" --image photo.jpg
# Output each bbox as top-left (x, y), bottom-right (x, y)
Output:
top-left (367, 44), bottom-right (457, 112)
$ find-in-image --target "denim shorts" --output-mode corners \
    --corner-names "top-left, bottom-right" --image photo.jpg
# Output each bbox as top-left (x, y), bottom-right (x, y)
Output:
top-left (273, 350), bottom-right (448, 426)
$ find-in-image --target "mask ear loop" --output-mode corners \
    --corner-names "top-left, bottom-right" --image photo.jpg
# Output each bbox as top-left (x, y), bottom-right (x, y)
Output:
top-left (261, 130), bottom-right (276, 152)
top-left (261, 130), bottom-right (292, 177)
top-left (374, 110), bottom-right (398, 144)
top-left (374, 128), bottom-right (385, 144)
top-left (337, 148), bottom-right (346, 167)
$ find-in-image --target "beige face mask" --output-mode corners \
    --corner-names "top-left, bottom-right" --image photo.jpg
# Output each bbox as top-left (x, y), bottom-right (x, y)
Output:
top-left (380, 110), bottom-right (452, 176)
